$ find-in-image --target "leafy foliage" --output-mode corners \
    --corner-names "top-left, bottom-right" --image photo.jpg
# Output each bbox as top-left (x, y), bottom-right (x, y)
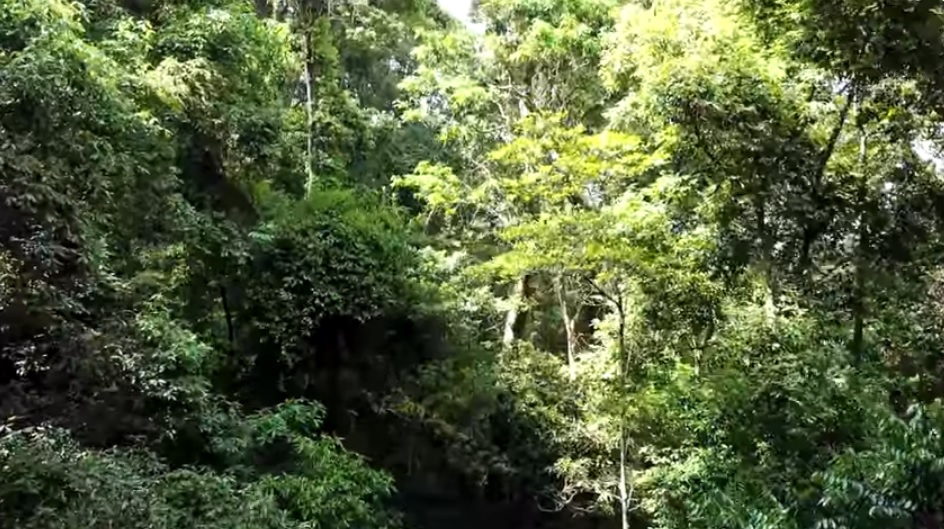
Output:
top-left (7, 1), bottom-right (944, 529)
top-left (0, 401), bottom-right (394, 529)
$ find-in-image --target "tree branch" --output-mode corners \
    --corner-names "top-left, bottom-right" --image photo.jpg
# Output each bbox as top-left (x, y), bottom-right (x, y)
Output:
top-left (800, 83), bottom-right (855, 274)
top-left (219, 284), bottom-right (235, 346)
top-left (691, 119), bottom-right (724, 171)
top-left (583, 275), bottom-right (619, 307)
top-left (812, 85), bottom-right (855, 189)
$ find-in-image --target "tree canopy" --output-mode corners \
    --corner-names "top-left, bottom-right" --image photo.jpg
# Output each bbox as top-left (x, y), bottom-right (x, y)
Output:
top-left (4, 1), bottom-right (944, 529)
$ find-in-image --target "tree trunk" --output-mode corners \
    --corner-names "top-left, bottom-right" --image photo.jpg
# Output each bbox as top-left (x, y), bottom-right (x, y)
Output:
top-left (554, 276), bottom-right (579, 381)
top-left (303, 30), bottom-right (316, 196)
top-left (851, 204), bottom-right (869, 360)
top-left (619, 423), bottom-right (630, 529)
top-left (615, 293), bottom-right (630, 529)
top-left (219, 284), bottom-right (235, 346)
top-left (755, 193), bottom-right (778, 324)
top-left (584, 278), bottom-right (632, 526)
top-left (502, 274), bottom-right (532, 347)
top-left (800, 91), bottom-right (853, 282)
top-left (851, 121), bottom-right (869, 361)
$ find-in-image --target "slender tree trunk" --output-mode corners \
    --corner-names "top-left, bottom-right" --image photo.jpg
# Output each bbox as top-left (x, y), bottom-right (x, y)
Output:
top-left (801, 91), bottom-right (854, 282)
top-left (219, 284), bottom-right (235, 346)
top-left (615, 293), bottom-right (630, 529)
top-left (565, 310), bottom-right (579, 381)
top-left (518, 97), bottom-right (530, 119)
top-left (554, 276), bottom-right (579, 381)
top-left (584, 278), bottom-right (632, 527)
top-left (852, 227), bottom-right (867, 359)
top-left (755, 194), bottom-right (778, 323)
top-left (303, 30), bottom-right (316, 196)
top-left (619, 423), bottom-right (630, 529)
top-left (502, 275), bottom-right (532, 347)
top-left (851, 121), bottom-right (869, 361)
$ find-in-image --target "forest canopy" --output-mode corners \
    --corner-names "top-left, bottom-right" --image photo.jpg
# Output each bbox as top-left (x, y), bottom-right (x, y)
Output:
top-left (3, 1), bottom-right (944, 529)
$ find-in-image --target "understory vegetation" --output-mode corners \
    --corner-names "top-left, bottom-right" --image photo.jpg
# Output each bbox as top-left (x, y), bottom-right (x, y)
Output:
top-left (4, 0), bottom-right (944, 528)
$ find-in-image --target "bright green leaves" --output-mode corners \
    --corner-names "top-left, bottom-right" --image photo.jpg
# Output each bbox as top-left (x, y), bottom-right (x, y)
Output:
top-left (250, 401), bottom-right (398, 529)
top-left (399, 112), bottom-right (656, 239)
top-left (602, 0), bottom-right (758, 89)
top-left (399, 25), bottom-right (501, 162)
top-left (816, 401), bottom-right (944, 529)
top-left (0, 0), bottom-right (83, 53)
top-left (395, 161), bottom-right (464, 219)
top-left (508, 15), bottom-right (598, 64)
top-left (487, 115), bottom-right (647, 211)
top-left (601, 0), bottom-right (788, 135)
top-left (1, 2), bottom-right (410, 527)
top-left (151, 2), bottom-right (298, 190)
top-left (0, 403), bottom-right (397, 529)
top-left (336, 0), bottom-right (443, 111)
top-left (742, 0), bottom-right (944, 89)
top-left (0, 0), bottom-right (176, 289)
top-left (399, 0), bottom-right (618, 183)
top-left (9, 0), bottom-right (944, 528)
top-left (237, 189), bottom-right (416, 387)
top-left (479, 0), bottom-right (614, 123)
top-left (476, 114), bottom-right (690, 278)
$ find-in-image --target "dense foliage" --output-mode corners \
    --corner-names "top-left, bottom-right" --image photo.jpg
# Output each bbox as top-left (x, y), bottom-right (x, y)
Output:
top-left (5, 0), bottom-right (944, 529)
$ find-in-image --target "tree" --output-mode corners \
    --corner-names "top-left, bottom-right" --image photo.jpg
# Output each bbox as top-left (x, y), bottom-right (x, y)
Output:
top-left (8, 1), bottom-right (944, 529)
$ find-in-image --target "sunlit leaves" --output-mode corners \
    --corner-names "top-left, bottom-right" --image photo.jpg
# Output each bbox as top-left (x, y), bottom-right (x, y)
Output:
top-left (741, 0), bottom-right (944, 88)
